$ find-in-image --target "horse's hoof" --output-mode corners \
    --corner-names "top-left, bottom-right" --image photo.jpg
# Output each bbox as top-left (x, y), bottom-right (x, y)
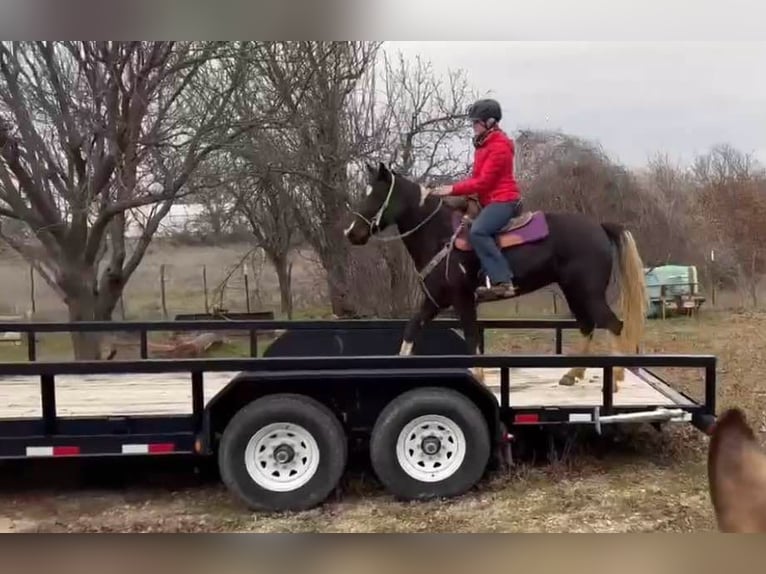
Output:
top-left (559, 374), bottom-right (576, 386)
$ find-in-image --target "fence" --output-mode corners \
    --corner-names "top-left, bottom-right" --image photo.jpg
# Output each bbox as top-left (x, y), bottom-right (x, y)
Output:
top-left (19, 258), bottom-right (279, 321)
top-left (9, 259), bottom-right (741, 324)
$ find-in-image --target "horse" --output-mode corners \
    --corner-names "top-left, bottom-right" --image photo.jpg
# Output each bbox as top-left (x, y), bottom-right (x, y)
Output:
top-left (708, 407), bottom-right (766, 532)
top-left (344, 162), bottom-right (647, 392)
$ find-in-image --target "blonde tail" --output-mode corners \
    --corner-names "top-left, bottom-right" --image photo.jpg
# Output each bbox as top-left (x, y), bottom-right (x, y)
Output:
top-left (603, 224), bottom-right (647, 354)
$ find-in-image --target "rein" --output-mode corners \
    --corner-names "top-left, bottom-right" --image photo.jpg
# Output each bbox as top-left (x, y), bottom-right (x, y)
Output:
top-left (349, 173), bottom-right (461, 308)
top-left (350, 174), bottom-right (444, 243)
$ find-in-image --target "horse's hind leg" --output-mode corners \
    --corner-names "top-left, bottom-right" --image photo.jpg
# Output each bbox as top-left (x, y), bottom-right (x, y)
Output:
top-left (589, 298), bottom-right (625, 393)
top-left (558, 284), bottom-right (595, 387)
top-left (559, 329), bottom-right (594, 386)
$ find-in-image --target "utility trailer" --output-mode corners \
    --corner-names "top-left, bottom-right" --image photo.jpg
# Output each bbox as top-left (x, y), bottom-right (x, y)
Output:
top-left (0, 319), bottom-right (717, 512)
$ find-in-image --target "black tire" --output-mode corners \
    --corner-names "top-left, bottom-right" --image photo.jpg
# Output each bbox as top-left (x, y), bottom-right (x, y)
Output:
top-left (218, 393), bottom-right (347, 512)
top-left (369, 387), bottom-right (490, 501)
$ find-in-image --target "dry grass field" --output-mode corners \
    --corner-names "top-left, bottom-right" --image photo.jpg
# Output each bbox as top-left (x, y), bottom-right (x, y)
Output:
top-left (0, 241), bottom-right (763, 532)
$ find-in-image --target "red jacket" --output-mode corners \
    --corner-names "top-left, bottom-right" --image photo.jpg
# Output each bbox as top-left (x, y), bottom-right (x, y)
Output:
top-left (451, 129), bottom-right (521, 205)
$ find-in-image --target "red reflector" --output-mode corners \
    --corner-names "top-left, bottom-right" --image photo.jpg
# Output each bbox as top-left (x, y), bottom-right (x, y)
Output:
top-left (53, 446), bottom-right (80, 456)
top-left (148, 443), bottom-right (175, 454)
top-left (515, 413), bottom-right (540, 424)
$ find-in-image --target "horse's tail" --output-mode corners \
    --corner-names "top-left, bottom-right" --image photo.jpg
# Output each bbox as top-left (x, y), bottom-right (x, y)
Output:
top-left (602, 222), bottom-right (647, 353)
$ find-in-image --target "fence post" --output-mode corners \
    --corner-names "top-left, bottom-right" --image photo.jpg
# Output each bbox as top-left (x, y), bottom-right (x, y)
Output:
top-left (244, 263), bottom-right (251, 313)
top-left (710, 250), bottom-right (716, 307)
top-left (29, 265), bottom-right (36, 315)
top-left (202, 265), bottom-right (209, 314)
top-left (160, 264), bottom-right (168, 319)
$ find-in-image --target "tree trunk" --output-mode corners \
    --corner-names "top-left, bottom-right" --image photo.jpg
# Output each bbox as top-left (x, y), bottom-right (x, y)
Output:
top-left (270, 253), bottom-right (294, 319)
top-left (61, 268), bottom-right (123, 360)
top-left (325, 257), bottom-right (359, 317)
top-left (280, 261), bottom-right (294, 319)
top-left (383, 245), bottom-right (418, 318)
top-left (66, 293), bottom-right (105, 361)
top-left (315, 231), bottom-right (360, 318)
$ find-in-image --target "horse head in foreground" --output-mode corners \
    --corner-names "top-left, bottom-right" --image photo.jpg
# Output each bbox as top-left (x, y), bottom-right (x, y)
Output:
top-left (708, 407), bottom-right (766, 532)
top-left (345, 162), bottom-right (647, 391)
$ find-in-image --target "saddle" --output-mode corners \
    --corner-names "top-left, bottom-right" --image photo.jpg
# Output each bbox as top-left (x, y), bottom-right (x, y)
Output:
top-left (442, 195), bottom-right (549, 252)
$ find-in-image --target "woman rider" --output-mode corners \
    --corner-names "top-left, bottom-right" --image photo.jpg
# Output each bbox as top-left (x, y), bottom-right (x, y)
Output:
top-left (431, 98), bottom-right (522, 299)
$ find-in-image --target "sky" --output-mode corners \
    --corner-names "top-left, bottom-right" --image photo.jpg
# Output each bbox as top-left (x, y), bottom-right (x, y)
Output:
top-left (386, 41), bottom-right (766, 168)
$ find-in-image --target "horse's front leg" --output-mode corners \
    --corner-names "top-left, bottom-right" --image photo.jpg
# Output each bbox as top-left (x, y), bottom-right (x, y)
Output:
top-left (454, 295), bottom-right (484, 384)
top-left (399, 298), bottom-right (440, 356)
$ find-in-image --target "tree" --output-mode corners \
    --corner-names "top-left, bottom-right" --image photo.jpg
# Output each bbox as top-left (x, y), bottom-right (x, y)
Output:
top-left (245, 41), bottom-right (381, 317)
top-left (0, 41), bottom-right (260, 358)
top-left (369, 51), bottom-right (474, 179)
top-left (694, 145), bottom-right (766, 307)
top-left (640, 152), bottom-right (701, 266)
top-left (515, 129), bottom-right (669, 265)
top-left (226, 147), bottom-right (299, 319)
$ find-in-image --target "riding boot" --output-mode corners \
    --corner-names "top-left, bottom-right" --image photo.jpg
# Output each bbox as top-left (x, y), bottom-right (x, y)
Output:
top-left (476, 281), bottom-right (518, 301)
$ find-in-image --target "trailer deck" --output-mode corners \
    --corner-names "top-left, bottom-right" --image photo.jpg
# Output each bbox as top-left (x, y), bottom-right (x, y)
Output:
top-left (0, 366), bottom-right (693, 419)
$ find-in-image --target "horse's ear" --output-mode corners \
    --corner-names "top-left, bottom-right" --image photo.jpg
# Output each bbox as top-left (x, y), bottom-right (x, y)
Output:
top-left (708, 408), bottom-right (766, 532)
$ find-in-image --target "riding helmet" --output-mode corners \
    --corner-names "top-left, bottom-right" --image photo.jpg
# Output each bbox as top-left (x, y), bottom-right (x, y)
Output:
top-left (467, 98), bottom-right (502, 124)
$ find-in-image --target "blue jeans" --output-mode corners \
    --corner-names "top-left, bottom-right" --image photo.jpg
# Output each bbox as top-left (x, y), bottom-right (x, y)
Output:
top-left (469, 200), bottom-right (521, 284)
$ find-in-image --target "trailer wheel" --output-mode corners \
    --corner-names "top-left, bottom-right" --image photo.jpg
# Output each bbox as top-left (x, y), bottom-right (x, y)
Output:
top-left (369, 387), bottom-right (490, 501)
top-left (218, 393), bottom-right (347, 512)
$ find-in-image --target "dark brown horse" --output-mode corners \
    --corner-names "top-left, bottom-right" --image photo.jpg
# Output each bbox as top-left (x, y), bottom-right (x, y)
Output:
top-left (345, 162), bottom-right (647, 391)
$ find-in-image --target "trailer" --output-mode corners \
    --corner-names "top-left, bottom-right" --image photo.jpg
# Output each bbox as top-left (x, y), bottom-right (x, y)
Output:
top-left (0, 319), bottom-right (717, 513)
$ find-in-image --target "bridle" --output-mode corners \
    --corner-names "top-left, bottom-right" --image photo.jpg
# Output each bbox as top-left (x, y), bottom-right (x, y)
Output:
top-left (347, 172), bottom-right (462, 309)
top-left (349, 173), bottom-right (444, 243)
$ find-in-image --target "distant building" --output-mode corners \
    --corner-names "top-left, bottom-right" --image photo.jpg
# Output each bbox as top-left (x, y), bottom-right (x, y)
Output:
top-left (125, 203), bottom-right (207, 238)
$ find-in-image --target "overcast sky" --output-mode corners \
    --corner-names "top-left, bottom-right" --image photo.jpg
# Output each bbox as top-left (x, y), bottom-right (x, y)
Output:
top-left (387, 41), bottom-right (766, 168)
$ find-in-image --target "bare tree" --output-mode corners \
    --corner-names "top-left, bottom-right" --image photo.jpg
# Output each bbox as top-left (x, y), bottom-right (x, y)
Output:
top-left (226, 149), bottom-right (299, 319)
top-left (242, 41), bottom-right (381, 317)
top-left (639, 152), bottom-right (702, 266)
top-left (365, 51), bottom-right (475, 179)
top-left (515, 129), bottom-right (672, 265)
top-left (694, 145), bottom-right (766, 306)
top-left (0, 41), bottom-right (259, 358)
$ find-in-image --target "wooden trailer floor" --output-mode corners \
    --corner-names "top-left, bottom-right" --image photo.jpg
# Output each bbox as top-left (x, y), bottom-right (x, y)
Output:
top-left (0, 367), bottom-right (694, 419)
top-left (482, 367), bottom-right (694, 408)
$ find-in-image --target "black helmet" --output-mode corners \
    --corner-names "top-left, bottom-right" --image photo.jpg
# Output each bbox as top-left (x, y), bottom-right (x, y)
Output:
top-left (468, 98), bottom-right (502, 123)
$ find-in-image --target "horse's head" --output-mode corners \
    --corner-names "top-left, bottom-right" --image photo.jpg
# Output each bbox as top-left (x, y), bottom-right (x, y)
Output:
top-left (708, 407), bottom-right (766, 532)
top-left (345, 162), bottom-right (414, 245)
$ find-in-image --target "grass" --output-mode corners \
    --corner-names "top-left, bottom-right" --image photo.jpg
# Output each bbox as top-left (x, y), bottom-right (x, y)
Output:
top-left (0, 333), bottom-right (73, 362)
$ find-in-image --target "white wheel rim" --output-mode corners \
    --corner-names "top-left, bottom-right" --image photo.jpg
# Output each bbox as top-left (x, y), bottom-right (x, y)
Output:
top-left (395, 414), bottom-right (467, 483)
top-left (244, 422), bottom-right (320, 492)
